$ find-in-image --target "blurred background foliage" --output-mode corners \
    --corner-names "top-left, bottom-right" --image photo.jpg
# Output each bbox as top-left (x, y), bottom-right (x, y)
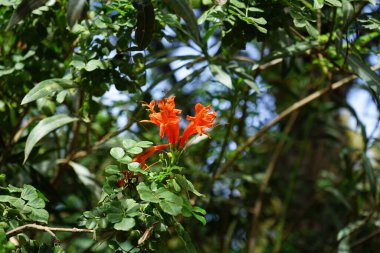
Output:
top-left (1, 0), bottom-right (380, 252)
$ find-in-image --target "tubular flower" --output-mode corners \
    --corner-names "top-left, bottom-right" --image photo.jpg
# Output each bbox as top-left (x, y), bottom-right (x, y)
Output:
top-left (180, 103), bottom-right (217, 147)
top-left (142, 97), bottom-right (181, 145)
top-left (132, 144), bottom-right (169, 168)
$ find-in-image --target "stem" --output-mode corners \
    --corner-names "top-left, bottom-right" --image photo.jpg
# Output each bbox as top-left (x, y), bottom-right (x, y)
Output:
top-left (6, 223), bottom-right (94, 239)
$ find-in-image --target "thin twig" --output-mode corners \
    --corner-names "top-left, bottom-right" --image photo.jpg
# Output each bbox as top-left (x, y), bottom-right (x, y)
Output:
top-left (6, 223), bottom-right (94, 239)
top-left (247, 111), bottom-right (299, 252)
top-left (213, 64), bottom-right (380, 182)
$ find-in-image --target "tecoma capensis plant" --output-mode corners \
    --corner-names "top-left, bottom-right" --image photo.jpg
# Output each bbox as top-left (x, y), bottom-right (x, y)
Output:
top-left (79, 97), bottom-right (216, 252)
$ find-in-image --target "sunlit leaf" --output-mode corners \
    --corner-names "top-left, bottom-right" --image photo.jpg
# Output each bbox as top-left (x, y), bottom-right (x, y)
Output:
top-left (24, 115), bottom-right (78, 163)
top-left (21, 79), bottom-right (75, 105)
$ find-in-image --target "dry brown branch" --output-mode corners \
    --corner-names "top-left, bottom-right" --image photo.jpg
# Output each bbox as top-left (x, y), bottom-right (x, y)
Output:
top-left (6, 223), bottom-right (94, 239)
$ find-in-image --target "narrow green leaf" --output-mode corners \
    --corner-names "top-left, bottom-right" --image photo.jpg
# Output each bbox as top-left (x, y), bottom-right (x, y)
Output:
top-left (210, 65), bottom-right (233, 89)
top-left (163, 0), bottom-right (201, 45)
top-left (343, 52), bottom-right (380, 90)
top-left (193, 213), bottom-right (206, 225)
top-left (362, 154), bottom-right (377, 198)
top-left (6, 0), bottom-right (48, 30)
top-left (21, 79), bottom-right (74, 105)
top-left (24, 115), bottom-right (78, 163)
top-left (67, 0), bottom-right (87, 28)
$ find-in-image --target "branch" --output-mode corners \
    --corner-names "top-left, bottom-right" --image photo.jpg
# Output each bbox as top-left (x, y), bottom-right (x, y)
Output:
top-left (213, 64), bottom-right (380, 182)
top-left (6, 223), bottom-right (94, 239)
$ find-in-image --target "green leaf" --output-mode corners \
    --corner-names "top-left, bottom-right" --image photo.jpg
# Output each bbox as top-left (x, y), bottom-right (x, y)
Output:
top-left (67, 0), bottom-right (86, 28)
top-left (325, 0), bottom-right (341, 7)
top-left (313, 0), bottom-right (324, 9)
top-left (24, 115), bottom-right (78, 163)
top-left (159, 200), bottom-right (182, 216)
top-left (6, 0), bottom-right (48, 30)
top-left (192, 206), bottom-right (206, 215)
top-left (122, 139), bottom-right (137, 149)
top-left (128, 162), bottom-right (146, 174)
top-left (210, 65), bottom-right (233, 89)
top-left (110, 147), bottom-right (125, 160)
top-left (70, 55), bottom-right (86, 70)
top-left (362, 154), bottom-right (377, 198)
top-left (346, 53), bottom-right (380, 90)
top-left (118, 155), bottom-right (132, 164)
top-left (342, 0), bottom-right (353, 27)
top-left (136, 141), bottom-right (153, 148)
top-left (305, 22), bottom-right (319, 38)
top-left (126, 146), bottom-right (143, 154)
top-left (21, 79), bottom-right (74, 105)
top-left (163, 0), bottom-right (201, 45)
top-left (28, 208), bottom-right (49, 223)
top-left (132, 0), bottom-right (155, 50)
top-left (21, 185), bottom-right (38, 201)
top-left (105, 165), bottom-right (121, 174)
top-left (193, 213), bottom-right (206, 225)
top-left (114, 218), bottom-right (135, 231)
top-left (85, 59), bottom-right (105, 71)
top-left (137, 183), bottom-right (159, 203)
top-left (27, 198), bottom-right (45, 209)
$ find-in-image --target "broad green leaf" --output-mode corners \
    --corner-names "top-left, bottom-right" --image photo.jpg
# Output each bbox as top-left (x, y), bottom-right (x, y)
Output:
top-left (163, 0), bottom-right (201, 45)
top-left (110, 147), bottom-right (125, 159)
top-left (6, 0), bottom-right (48, 30)
top-left (122, 139), bottom-right (137, 149)
top-left (105, 165), bottom-right (121, 174)
top-left (28, 208), bottom-right (49, 223)
top-left (21, 185), bottom-right (38, 201)
top-left (210, 65), bottom-right (233, 89)
top-left (325, 0), bottom-right (341, 7)
top-left (118, 155), bottom-right (133, 164)
top-left (136, 141), bottom-right (153, 148)
top-left (313, 0), bottom-right (324, 9)
top-left (126, 146), bottom-right (143, 154)
top-left (85, 59), bottom-right (105, 71)
top-left (67, 0), bottom-right (86, 28)
top-left (21, 79), bottom-right (74, 105)
top-left (159, 200), bottom-right (182, 216)
top-left (136, 183), bottom-right (159, 203)
top-left (128, 162), bottom-right (146, 174)
top-left (132, 0), bottom-right (155, 50)
top-left (24, 115), bottom-right (78, 163)
top-left (28, 198), bottom-right (45, 209)
top-left (114, 218), bottom-right (135, 231)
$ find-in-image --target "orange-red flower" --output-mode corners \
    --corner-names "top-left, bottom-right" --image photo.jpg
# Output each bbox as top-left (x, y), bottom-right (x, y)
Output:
top-left (132, 144), bottom-right (169, 168)
top-left (142, 97), bottom-right (181, 145)
top-left (180, 103), bottom-right (217, 147)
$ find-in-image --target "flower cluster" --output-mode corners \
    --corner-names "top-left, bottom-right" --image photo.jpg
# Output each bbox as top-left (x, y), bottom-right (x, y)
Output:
top-left (135, 96), bottom-right (216, 167)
